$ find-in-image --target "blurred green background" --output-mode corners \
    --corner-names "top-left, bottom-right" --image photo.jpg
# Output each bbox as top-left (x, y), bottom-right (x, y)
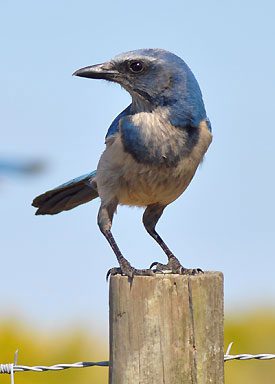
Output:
top-left (1, 311), bottom-right (275, 383)
top-left (0, 319), bottom-right (108, 383)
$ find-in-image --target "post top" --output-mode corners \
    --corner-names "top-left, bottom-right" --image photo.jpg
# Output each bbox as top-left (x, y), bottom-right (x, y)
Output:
top-left (109, 271), bottom-right (223, 282)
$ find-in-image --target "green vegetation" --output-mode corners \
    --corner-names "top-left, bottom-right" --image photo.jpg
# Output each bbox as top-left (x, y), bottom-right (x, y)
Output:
top-left (1, 310), bottom-right (275, 383)
top-left (225, 310), bottom-right (275, 383)
top-left (0, 318), bottom-right (108, 384)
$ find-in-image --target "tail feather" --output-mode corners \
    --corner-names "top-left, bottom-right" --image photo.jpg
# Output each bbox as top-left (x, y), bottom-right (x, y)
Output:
top-left (32, 171), bottom-right (98, 215)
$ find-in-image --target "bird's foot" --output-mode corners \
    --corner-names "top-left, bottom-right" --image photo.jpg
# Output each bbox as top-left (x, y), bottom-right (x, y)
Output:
top-left (106, 264), bottom-right (155, 281)
top-left (150, 255), bottom-right (203, 275)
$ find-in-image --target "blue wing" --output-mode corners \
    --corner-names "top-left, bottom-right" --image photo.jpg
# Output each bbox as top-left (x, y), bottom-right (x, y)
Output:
top-left (105, 105), bottom-right (132, 139)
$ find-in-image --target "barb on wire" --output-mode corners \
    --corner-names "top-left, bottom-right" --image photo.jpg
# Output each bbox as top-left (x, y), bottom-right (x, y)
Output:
top-left (224, 342), bottom-right (275, 361)
top-left (1, 350), bottom-right (19, 384)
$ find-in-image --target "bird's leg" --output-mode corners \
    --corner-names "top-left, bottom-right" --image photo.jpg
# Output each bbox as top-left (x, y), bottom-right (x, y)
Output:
top-left (143, 204), bottom-right (203, 275)
top-left (98, 200), bottom-right (154, 279)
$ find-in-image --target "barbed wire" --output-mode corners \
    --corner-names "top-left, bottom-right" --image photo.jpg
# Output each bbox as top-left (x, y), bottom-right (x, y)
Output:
top-left (0, 361), bottom-right (109, 374)
top-left (223, 342), bottom-right (275, 361)
top-left (1, 353), bottom-right (275, 376)
top-left (224, 354), bottom-right (275, 361)
top-left (1, 342), bottom-right (275, 384)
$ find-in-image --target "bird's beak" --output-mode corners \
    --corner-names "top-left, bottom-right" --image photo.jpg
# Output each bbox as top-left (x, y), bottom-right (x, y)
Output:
top-left (72, 62), bottom-right (118, 80)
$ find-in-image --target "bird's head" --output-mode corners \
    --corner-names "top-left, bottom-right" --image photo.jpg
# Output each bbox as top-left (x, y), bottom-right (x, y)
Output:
top-left (73, 49), bottom-right (206, 126)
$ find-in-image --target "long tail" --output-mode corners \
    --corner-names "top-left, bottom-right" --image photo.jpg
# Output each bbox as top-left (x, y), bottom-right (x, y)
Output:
top-left (32, 171), bottom-right (98, 215)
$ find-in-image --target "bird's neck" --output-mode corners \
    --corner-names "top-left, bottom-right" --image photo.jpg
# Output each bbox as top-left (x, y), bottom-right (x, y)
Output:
top-left (130, 87), bottom-right (206, 129)
top-left (130, 99), bottom-right (206, 130)
top-left (130, 94), bottom-right (153, 113)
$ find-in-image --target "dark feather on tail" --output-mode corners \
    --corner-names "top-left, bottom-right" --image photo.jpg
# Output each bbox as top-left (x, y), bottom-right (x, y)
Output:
top-left (32, 171), bottom-right (98, 215)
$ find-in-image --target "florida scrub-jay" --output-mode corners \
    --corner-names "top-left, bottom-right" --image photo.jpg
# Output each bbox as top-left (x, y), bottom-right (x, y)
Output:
top-left (32, 49), bottom-right (212, 278)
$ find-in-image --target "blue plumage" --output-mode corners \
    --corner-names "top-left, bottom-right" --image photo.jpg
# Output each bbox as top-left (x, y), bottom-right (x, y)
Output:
top-left (120, 116), bottom-right (199, 166)
top-left (105, 105), bottom-right (131, 139)
top-left (33, 48), bottom-right (212, 278)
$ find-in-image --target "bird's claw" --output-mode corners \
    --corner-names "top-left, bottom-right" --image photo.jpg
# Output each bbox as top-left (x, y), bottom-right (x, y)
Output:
top-left (150, 258), bottom-right (203, 276)
top-left (106, 267), bottom-right (123, 281)
top-left (106, 265), bottom-right (155, 281)
top-left (106, 255), bottom-right (203, 280)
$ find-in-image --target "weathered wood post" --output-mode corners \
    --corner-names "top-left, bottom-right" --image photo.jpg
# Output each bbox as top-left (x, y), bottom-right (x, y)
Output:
top-left (109, 272), bottom-right (223, 384)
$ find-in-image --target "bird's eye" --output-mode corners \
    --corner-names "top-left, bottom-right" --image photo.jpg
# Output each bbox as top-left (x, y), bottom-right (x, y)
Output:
top-left (128, 61), bottom-right (144, 73)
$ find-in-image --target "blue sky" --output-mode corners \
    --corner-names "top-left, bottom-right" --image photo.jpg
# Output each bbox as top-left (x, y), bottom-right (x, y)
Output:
top-left (1, 0), bottom-right (275, 334)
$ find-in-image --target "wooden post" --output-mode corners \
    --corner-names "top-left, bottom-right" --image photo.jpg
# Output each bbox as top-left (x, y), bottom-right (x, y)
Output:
top-left (109, 272), bottom-right (224, 384)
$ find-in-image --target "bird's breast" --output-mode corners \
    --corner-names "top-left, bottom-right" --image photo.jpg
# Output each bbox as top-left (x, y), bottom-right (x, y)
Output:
top-left (96, 120), bottom-right (212, 207)
top-left (120, 111), bottom-right (199, 167)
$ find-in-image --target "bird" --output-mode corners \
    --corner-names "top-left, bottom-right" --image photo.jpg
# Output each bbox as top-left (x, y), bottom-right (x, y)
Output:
top-left (32, 48), bottom-right (212, 278)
